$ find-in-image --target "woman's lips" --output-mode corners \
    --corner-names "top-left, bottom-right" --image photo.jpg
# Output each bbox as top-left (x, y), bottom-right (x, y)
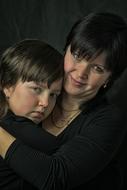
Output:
top-left (70, 75), bottom-right (86, 87)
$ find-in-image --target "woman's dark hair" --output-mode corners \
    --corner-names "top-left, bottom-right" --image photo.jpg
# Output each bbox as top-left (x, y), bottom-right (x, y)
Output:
top-left (65, 12), bottom-right (127, 88)
top-left (0, 39), bottom-right (64, 118)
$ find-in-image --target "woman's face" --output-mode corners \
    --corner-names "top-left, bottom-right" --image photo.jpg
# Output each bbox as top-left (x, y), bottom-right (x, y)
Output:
top-left (4, 79), bottom-right (62, 124)
top-left (64, 47), bottom-right (111, 101)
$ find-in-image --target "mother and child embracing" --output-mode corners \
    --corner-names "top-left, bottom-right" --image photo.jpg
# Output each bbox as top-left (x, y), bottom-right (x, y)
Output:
top-left (0, 12), bottom-right (127, 190)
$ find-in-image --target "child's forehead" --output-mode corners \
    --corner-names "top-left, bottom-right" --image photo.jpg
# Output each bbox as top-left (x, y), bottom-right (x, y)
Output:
top-left (33, 81), bottom-right (48, 87)
top-left (32, 80), bottom-right (62, 91)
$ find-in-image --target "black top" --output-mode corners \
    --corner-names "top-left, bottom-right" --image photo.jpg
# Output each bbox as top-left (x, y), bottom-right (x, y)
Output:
top-left (0, 111), bottom-right (58, 190)
top-left (1, 97), bottom-right (126, 190)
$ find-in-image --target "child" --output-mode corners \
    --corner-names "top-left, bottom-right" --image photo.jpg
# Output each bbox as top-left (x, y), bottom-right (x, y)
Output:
top-left (0, 39), bottom-right (63, 189)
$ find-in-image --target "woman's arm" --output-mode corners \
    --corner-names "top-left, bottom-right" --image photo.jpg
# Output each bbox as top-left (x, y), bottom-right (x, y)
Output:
top-left (0, 105), bottom-right (126, 190)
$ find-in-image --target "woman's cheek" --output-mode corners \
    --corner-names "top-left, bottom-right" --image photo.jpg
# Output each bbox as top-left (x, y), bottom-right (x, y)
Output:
top-left (64, 60), bottom-right (74, 73)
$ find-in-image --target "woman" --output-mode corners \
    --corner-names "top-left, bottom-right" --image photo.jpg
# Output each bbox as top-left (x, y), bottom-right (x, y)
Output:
top-left (0, 12), bottom-right (127, 190)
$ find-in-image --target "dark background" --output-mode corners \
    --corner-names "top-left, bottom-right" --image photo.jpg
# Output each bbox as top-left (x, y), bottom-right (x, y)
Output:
top-left (1, 0), bottom-right (127, 53)
top-left (0, 0), bottom-right (127, 189)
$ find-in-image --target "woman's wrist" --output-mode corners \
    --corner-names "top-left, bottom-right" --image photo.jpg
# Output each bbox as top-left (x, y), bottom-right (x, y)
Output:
top-left (0, 127), bottom-right (16, 158)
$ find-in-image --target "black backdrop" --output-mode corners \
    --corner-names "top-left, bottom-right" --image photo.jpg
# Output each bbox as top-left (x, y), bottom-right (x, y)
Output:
top-left (0, 0), bottom-right (127, 189)
top-left (1, 0), bottom-right (127, 53)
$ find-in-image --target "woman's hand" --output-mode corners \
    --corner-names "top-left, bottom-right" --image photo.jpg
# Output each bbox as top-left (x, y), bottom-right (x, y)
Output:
top-left (0, 127), bottom-right (15, 158)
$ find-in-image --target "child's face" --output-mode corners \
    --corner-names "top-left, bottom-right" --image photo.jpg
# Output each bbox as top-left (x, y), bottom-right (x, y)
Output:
top-left (4, 79), bottom-right (63, 124)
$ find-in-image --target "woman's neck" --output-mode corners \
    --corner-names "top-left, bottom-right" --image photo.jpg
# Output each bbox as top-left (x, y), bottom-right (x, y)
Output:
top-left (58, 91), bottom-right (82, 111)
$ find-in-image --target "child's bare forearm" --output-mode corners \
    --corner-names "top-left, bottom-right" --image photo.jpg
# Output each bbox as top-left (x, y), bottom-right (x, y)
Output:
top-left (0, 127), bottom-right (15, 158)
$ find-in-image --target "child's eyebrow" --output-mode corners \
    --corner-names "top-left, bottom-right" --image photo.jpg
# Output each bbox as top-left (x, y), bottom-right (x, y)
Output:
top-left (35, 82), bottom-right (48, 88)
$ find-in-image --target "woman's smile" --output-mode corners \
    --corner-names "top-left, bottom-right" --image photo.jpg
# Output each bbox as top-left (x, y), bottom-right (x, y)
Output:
top-left (70, 75), bottom-right (86, 88)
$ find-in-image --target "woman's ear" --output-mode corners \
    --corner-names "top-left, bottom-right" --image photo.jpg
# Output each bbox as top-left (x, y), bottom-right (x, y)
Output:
top-left (103, 74), bottom-right (112, 88)
top-left (103, 79), bottom-right (110, 88)
top-left (103, 83), bottom-right (107, 88)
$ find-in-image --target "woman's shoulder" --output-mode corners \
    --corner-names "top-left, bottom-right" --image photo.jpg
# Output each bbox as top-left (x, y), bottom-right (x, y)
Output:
top-left (81, 95), bottom-right (125, 129)
top-left (85, 95), bottom-right (122, 115)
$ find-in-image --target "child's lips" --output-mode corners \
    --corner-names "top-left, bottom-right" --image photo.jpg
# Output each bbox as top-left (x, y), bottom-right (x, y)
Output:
top-left (32, 111), bottom-right (44, 118)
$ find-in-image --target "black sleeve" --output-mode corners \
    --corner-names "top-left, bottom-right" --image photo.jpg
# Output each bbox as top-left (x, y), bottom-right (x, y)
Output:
top-left (0, 156), bottom-right (38, 190)
top-left (0, 119), bottom-right (57, 190)
top-left (0, 156), bottom-right (23, 190)
top-left (5, 106), bottom-right (126, 190)
top-left (1, 119), bottom-right (57, 154)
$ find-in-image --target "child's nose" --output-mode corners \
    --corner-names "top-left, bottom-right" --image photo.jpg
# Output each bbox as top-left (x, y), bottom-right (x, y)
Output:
top-left (38, 94), bottom-right (49, 108)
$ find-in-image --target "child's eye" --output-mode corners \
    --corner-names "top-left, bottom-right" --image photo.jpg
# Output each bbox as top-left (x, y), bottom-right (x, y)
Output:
top-left (32, 87), bottom-right (42, 94)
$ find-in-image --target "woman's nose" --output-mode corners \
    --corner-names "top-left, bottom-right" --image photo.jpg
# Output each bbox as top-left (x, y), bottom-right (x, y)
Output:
top-left (77, 64), bottom-right (89, 79)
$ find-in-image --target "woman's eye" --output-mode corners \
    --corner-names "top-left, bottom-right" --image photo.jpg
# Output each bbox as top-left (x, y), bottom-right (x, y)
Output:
top-left (73, 53), bottom-right (78, 59)
top-left (50, 93), bottom-right (60, 99)
top-left (91, 65), bottom-right (105, 73)
top-left (72, 52), bottom-right (81, 61)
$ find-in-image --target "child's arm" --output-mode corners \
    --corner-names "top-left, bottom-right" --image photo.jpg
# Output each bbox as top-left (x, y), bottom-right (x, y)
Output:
top-left (0, 127), bottom-right (15, 158)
